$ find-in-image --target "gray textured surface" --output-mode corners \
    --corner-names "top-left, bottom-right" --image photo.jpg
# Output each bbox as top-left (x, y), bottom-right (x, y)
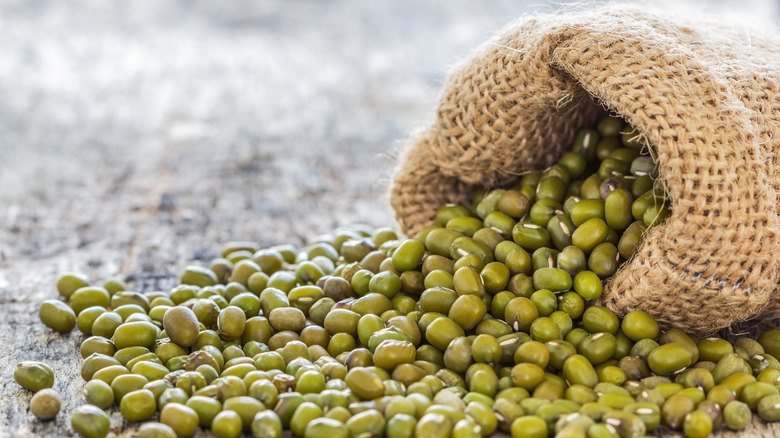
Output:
top-left (1, 0), bottom-right (779, 436)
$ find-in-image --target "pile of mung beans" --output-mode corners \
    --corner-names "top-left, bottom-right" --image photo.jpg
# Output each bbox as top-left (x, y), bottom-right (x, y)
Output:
top-left (17, 116), bottom-right (780, 438)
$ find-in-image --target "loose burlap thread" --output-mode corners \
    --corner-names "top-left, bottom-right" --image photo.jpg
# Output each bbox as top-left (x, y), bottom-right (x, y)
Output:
top-left (390, 5), bottom-right (780, 335)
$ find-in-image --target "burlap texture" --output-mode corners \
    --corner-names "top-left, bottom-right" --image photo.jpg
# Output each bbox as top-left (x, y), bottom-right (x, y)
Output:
top-left (390, 5), bottom-right (780, 335)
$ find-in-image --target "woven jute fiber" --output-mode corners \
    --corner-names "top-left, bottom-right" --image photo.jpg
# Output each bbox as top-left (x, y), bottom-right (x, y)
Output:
top-left (389, 4), bottom-right (780, 335)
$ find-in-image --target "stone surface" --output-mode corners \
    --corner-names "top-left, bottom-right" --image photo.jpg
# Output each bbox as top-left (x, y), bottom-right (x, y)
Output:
top-left (0, 0), bottom-right (778, 436)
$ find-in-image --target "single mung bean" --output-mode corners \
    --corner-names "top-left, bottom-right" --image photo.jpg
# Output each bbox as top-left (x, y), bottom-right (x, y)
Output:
top-left (15, 361), bottom-right (54, 392)
top-left (30, 388), bottom-right (61, 420)
top-left (57, 272), bottom-right (90, 299)
top-left (39, 299), bottom-right (77, 333)
top-left (137, 423), bottom-right (177, 438)
top-left (723, 400), bottom-right (752, 430)
top-left (70, 405), bottom-right (110, 438)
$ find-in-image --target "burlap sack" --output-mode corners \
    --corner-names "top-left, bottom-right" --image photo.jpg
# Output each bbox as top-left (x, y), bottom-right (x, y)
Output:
top-left (390, 5), bottom-right (780, 335)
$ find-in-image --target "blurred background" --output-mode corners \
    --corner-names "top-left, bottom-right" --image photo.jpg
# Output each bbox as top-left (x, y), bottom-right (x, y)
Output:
top-left (1, 0), bottom-right (779, 435)
top-left (2, 0), bottom-right (779, 265)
